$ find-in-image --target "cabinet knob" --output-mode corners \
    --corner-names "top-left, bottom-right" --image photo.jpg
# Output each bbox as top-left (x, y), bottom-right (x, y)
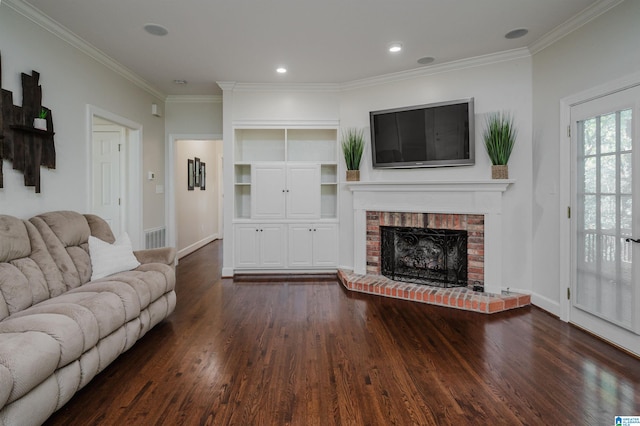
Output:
top-left (309, 229), bottom-right (312, 231)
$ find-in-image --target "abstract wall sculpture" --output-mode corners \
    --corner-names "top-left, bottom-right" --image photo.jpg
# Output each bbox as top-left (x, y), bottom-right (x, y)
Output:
top-left (0, 52), bottom-right (56, 193)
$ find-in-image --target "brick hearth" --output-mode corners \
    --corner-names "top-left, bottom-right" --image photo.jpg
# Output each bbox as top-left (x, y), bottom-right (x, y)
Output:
top-left (337, 269), bottom-right (531, 314)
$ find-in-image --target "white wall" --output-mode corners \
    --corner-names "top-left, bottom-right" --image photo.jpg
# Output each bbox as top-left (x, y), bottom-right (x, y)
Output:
top-left (531, 0), bottom-right (640, 314)
top-left (175, 139), bottom-right (223, 258)
top-left (165, 98), bottom-right (222, 134)
top-left (339, 56), bottom-right (533, 293)
top-left (0, 4), bottom-right (166, 232)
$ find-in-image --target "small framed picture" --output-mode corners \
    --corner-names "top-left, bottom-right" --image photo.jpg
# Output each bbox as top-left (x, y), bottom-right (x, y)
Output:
top-left (187, 159), bottom-right (194, 190)
top-left (194, 157), bottom-right (201, 187)
top-left (200, 162), bottom-right (206, 190)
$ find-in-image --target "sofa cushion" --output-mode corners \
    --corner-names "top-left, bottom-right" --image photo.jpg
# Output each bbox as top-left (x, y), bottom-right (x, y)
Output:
top-left (0, 216), bottom-right (31, 263)
top-left (0, 314), bottom-right (86, 370)
top-left (34, 211), bottom-right (90, 248)
top-left (89, 233), bottom-right (140, 280)
top-left (0, 330), bottom-right (64, 404)
top-left (0, 264), bottom-right (33, 316)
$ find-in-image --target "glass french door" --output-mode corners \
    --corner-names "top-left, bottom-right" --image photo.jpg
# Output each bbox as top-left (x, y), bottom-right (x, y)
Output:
top-left (570, 86), bottom-right (640, 356)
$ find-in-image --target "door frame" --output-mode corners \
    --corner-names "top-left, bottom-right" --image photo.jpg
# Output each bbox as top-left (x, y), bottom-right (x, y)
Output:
top-left (559, 71), bottom-right (640, 322)
top-left (86, 105), bottom-right (143, 249)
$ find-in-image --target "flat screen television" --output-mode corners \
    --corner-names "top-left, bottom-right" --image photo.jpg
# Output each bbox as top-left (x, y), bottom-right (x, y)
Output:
top-left (370, 98), bottom-right (474, 169)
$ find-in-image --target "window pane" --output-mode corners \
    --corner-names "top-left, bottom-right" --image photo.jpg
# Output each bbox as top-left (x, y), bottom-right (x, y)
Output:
top-left (583, 157), bottom-right (596, 193)
top-left (600, 195), bottom-right (616, 230)
top-left (621, 195), bottom-right (632, 234)
top-left (621, 153), bottom-right (632, 194)
top-left (582, 118), bottom-right (597, 156)
top-left (600, 155), bottom-right (617, 194)
top-left (584, 195), bottom-right (596, 230)
top-left (621, 109), bottom-right (632, 151)
top-left (600, 113), bottom-right (617, 154)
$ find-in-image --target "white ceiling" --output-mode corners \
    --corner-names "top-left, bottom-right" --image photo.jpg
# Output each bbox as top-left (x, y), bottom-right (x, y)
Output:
top-left (20, 0), bottom-right (607, 96)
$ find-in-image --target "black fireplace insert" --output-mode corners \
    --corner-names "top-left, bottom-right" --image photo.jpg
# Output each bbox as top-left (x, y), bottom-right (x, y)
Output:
top-left (381, 226), bottom-right (468, 288)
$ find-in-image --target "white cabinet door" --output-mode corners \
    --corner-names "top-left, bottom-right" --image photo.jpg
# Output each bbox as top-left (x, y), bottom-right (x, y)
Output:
top-left (260, 224), bottom-right (286, 267)
top-left (286, 164), bottom-right (320, 219)
top-left (234, 225), bottom-right (260, 268)
top-left (234, 224), bottom-right (285, 268)
top-left (252, 164), bottom-right (286, 219)
top-left (287, 223), bottom-right (337, 268)
top-left (288, 224), bottom-right (314, 267)
top-left (312, 224), bottom-right (338, 267)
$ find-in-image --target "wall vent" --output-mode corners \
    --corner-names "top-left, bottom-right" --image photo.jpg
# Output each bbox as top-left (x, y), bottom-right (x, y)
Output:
top-left (145, 226), bottom-right (166, 249)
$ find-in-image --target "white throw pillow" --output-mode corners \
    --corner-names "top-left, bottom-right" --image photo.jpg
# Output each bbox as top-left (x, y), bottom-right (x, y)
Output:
top-left (89, 232), bottom-right (141, 280)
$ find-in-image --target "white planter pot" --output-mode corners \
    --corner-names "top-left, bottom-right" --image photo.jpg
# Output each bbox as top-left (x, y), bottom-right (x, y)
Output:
top-left (33, 118), bottom-right (47, 131)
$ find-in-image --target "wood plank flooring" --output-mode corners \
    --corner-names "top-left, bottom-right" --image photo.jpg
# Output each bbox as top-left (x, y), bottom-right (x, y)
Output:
top-left (45, 240), bottom-right (640, 425)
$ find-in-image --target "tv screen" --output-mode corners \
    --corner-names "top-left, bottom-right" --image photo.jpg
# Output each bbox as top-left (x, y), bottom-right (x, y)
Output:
top-left (370, 98), bottom-right (474, 168)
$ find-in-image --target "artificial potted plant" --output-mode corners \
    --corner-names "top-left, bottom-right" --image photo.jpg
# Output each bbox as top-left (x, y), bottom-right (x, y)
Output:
top-left (483, 112), bottom-right (517, 179)
top-left (33, 108), bottom-right (48, 131)
top-left (341, 127), bottom-right (365, 181)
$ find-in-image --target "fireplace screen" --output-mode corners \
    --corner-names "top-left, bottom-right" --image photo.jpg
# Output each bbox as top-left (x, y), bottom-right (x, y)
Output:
top-left (381, 226), bottom-right (468, 288)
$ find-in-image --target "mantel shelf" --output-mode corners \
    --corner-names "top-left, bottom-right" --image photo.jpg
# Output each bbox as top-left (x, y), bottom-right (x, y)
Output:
top-left (9, 125), bottom-right (55, 137)
top-left (346, 180), bottom-right (515, 193)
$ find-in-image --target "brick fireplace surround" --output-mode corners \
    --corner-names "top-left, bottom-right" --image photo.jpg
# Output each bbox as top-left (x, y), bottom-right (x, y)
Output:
top-left (342, 181), bottom-right (531, 314)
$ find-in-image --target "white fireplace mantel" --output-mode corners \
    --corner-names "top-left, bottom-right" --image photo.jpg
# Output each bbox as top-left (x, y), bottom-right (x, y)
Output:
top-left (347, 180), bottom-right (514, 295)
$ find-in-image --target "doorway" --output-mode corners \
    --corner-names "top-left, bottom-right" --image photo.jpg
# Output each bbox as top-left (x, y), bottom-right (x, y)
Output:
top-left (88, 105), bottom-right (143, 248)
top-left (92, 117), bottom-right (126, 236)
top-left (569, 85), bottom-right (639, 355)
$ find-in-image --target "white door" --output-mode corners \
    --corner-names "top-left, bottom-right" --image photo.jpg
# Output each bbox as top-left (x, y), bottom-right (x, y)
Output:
top-left (288, 224), bottom-right (314, 267)
top-left (312, 223), bottom-right (338, 267)
top-left (570, 86), bottom-right (640, 355)
top-left (259, 224), bottom-right (286, 267)
top-left (234, 225), bottom-right (260, 267)
top-left (252, 164), bottom-right (286, 219)
top-left (287, 164), bottom-right (320, 219)
top-left (92, 126), bottom-right (125, 235)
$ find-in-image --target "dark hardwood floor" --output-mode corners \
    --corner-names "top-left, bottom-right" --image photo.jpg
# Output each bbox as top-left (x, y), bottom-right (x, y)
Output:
top-left (45, 240), bottom-right (640, 425)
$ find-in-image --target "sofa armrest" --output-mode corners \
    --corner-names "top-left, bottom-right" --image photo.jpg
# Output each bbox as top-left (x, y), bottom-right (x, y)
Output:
top-left (134, 247), bottom-right (176, 267)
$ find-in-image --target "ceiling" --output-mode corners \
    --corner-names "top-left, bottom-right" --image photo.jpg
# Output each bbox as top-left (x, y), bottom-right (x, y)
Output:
top-left (21, 0), bottom-right (604, 97)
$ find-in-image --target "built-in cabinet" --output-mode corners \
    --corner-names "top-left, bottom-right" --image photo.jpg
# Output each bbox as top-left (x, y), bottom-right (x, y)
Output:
top-left (233, 126), bottom-right (339, 272)
top-left (288, 223), bottom-right (338, 267)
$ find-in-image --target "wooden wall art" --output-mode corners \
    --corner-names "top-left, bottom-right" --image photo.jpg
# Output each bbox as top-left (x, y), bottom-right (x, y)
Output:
top-left (0, 52), bottom-right (56, 193)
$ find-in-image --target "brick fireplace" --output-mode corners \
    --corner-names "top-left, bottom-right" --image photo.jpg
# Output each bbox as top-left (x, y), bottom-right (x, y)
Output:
top-left (366, 211), bottom-right (485, 286)
top-left (341, 180), bottom-right (531, 314)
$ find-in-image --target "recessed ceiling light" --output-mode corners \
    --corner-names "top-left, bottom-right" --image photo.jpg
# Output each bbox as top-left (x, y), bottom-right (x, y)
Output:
top-left (505, 28), bottom-right (528, 39)
top-left (144, 23), bottom-right (168, 36)
top-left (276, 67), bottom-right (287, 74)
top-left (173, 79), bottom-right (188, 85)
top-left (417, 56), bottom-right (435, 65)
top-left (388, 43), bottom-right (403, 53)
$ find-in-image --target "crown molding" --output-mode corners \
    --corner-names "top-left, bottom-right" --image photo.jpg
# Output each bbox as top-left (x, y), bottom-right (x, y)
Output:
top-left (528, 0), bottom-right (625, 55)
top-left (3, 0), bottom-right (166, 101)
top-left (340, 48), bottom-right (531, 91)
top-left (227, 82), bottom-right (340, 93)
top-left (166, 95), bottom-right (222, 104)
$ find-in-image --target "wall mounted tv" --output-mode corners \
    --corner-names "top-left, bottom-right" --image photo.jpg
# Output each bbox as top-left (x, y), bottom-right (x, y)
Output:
top-left (370, 98), bottom-right (474, 169)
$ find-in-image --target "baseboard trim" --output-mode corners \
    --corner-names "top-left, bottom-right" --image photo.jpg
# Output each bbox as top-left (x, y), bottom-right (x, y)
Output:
top-left (530, 292), bottom-right (561, 318)
top-left (233, 272), bottom-right (337, 282)
top-left (178, 234), bottom-right (219, 260)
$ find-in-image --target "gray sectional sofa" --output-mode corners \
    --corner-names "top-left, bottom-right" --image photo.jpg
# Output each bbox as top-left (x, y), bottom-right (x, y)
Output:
top-left (0, 211), bottom-right (176, 425)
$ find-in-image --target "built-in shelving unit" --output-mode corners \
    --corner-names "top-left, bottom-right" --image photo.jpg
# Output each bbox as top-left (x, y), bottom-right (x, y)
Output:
top-left (232, 126), bottom-right (339, 271)
top-left (233, 127), bottom-right (338, 220)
